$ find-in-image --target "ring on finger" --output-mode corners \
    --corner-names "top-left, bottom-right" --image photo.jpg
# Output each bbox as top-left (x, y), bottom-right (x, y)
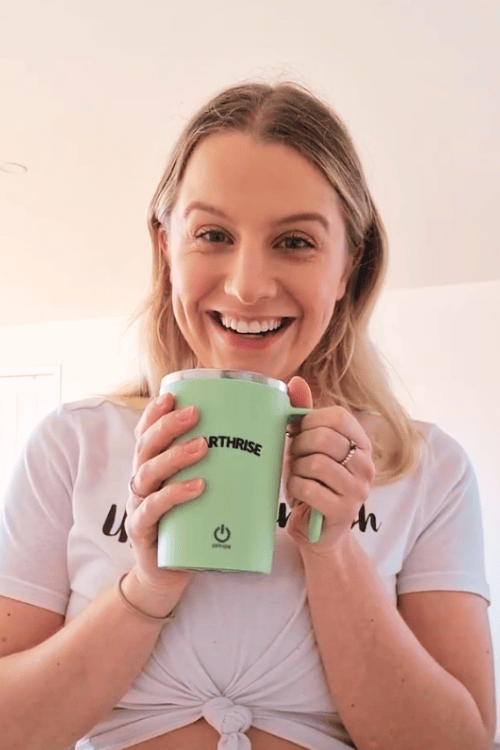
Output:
top-left (129, 474), bottom-right (147, 500)
top-left (339, 439), bottom-right (357, 467)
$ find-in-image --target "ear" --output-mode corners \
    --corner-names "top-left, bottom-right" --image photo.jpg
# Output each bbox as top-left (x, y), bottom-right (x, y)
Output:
top-left (158, 227), bottom-right (169, 262)
top-left (158, 227), bottom-right (173, 285)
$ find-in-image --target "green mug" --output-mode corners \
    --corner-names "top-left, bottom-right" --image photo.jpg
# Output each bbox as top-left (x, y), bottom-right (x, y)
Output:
top-left (157, 369), bottom-right (324, 574)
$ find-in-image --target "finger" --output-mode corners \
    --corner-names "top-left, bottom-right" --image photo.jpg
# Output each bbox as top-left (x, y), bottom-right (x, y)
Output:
top-left (289, 426), bottom-right (352, 460)
top-left (290, 427), bottom-right (366, 474)
top-left (126, 478), bottom-right (205, 545)
top-left (290, 453), bottom-right (351, 496)
top-left (298, 406), bottom-right (372, 452)
top-left (286, 415), bottom-right (305, 439)
top-left (134, 392), bottom-right (175, 440)
top-left (288, 470), bottom-right (369, 518)
top-left (287, 474), bottom-right (348, 517)
top-left (135, 402), bottom-right (201, 468)
top-left (126, 490), bottom-right (143, 519)
top-left (134, 434), bottom-right (208, 498)
top-left (291, 434), bottom-right (375, 484)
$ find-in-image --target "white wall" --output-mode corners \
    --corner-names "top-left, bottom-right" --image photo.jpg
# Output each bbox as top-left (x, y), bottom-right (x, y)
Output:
top-left (0, 279), bottom-right (499, 741)
top-left (0, 315), bottom-right (141, 405)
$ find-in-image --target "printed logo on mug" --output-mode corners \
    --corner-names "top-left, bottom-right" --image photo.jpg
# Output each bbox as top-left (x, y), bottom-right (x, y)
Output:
top-left (157, 369), bottom-right (324, 574)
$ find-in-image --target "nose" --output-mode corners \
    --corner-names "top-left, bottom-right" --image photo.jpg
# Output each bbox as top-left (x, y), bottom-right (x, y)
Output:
top-left (223, 244), bottom-right (278, 305)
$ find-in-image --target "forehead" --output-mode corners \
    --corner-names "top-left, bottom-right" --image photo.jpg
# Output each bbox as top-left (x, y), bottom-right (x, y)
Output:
top-left (174, 131), bottom-right (343, 228)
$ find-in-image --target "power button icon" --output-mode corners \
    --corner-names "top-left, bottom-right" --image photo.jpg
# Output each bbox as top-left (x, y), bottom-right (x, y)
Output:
top-left (214, 525), bottom-right (231, 543)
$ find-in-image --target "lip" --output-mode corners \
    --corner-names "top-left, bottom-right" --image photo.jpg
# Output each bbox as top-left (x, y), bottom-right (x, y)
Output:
top-left (208, 312), bottom-right (294, 351)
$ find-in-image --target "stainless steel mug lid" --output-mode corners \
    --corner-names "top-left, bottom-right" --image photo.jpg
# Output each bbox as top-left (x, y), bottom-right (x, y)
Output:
top-left (161, 368), bottom-right (288, 393)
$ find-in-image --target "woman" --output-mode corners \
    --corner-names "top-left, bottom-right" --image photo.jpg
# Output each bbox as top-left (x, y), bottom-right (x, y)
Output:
top-left (0, 81), bottom-right (495, 750)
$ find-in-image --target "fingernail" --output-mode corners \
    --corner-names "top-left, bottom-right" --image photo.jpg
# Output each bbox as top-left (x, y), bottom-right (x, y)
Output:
top-left (176, 406), bottom-right (195, 422)
top-left (157, 392), bottom-right (172, 407)
top-left (185, 436), bottom-right (205, 453)
top-left (185, 478), bottom-right (204, 491)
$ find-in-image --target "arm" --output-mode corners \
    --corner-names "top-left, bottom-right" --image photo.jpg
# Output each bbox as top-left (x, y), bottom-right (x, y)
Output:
top-left (302, 535), bottom-right (495, 750)
top-left (0, 568), bottom-right (186, 750)
top-left (0, 394), bottom-right (209, 750)
top-left (284, 377), bottom-right (495, 750)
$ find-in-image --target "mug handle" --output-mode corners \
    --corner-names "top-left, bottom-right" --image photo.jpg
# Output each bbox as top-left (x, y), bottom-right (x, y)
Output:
top-left (286, 407), bottom-right (323, 544)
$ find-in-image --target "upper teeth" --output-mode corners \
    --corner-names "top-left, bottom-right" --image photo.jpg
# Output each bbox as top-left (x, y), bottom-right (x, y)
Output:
top-left (219, 314), bottom-right (283, 333)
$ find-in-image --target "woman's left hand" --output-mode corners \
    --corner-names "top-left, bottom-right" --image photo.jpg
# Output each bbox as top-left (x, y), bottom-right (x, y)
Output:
top-left (284, 376), bottom-right (376, 557)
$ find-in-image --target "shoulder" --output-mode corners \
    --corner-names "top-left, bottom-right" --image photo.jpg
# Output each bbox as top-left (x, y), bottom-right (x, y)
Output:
top-left (355, 410), bottom-right (473, 487)
top-left (28, 396), bottom-right (145, 453)
top-left (50, 395), bottom-right (145, 423)
top-left (414, 421), bottom-right (473, 481)
top-left (61, 395), bottom-right (145, 415)
top-left (392, 421), bottom-right (478, 515)
top-left (419, 421), bottom-right (470, 458)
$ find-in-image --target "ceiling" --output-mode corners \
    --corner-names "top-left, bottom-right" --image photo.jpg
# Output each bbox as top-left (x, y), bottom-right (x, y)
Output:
top-left (1, 0), bottom-right (498, 327)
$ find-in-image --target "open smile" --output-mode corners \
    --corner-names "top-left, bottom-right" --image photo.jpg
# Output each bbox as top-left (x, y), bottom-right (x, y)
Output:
top-left (208, 311), bottom-right (295, 351)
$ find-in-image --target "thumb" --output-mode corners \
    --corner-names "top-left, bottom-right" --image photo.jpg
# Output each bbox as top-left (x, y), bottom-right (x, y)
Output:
top-left (287, 375), bottom-right (313, 409)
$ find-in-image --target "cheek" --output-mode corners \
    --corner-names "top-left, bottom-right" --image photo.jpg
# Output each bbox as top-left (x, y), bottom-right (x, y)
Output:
top-left (311, 284), bottom-right (338, 329)
top-left (171, 258), bottom-right (195, 298)
top-left (171, 261), bottom-right (211, 318)
top-left (169, 268), bottom-right (191, 329)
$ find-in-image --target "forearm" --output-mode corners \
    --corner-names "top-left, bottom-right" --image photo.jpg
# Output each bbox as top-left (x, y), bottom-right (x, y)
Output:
top-left (0, 569), bottom-right (183, 750)
top-left (301, 534), bottom-right (489, 750)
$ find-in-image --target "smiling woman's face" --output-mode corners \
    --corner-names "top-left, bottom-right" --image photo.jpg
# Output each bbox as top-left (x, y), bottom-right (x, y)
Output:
top-left (160, 131), bottom-right (353, 384)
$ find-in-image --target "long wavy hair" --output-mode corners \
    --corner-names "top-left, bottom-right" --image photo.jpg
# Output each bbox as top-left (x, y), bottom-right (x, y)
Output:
top-left (109, 79), bottom-right (424, 485)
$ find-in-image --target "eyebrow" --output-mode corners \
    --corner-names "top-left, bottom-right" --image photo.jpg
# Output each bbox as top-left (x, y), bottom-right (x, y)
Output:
top-left (182, 201), bottom-right (330, 232)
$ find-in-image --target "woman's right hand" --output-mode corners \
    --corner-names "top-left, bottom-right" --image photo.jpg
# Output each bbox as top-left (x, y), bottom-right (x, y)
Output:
top-left (124, 391), bottom-right (209, 610)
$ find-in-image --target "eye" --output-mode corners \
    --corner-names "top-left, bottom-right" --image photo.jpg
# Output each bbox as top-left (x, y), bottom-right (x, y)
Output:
top-left (194, 228), bottom-right (315, 253)
top-left (195, 229), bottom-right (231, 245)
top-left (277, 234), bottom-right (315, 251)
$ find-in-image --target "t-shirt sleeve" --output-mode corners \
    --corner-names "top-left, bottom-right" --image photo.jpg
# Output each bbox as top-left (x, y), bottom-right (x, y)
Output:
top-left (0, 405), bottom-right (75, 614)
top-left (396, 425), bottom-right (491, 606)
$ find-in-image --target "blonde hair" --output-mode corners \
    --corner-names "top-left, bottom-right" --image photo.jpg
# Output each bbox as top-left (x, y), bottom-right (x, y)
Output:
top-left (110, 79), bottom-right (424, 485)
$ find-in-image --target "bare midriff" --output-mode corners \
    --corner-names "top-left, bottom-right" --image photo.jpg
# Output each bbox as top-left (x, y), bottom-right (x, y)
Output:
top-left (126, 717), bottom-right (310, 750)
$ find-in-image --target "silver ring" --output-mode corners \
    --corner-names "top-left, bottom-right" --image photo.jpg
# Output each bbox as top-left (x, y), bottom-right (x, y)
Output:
top-left (129, 474), bottom-right (146, 500)
top-left (339, 439), bottom-right (357, 467)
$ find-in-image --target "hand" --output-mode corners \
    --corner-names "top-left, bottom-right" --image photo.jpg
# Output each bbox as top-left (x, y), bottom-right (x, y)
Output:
top-left (125, 392), bottom-right (208, 597)
top-left (284, 376), bottom-right (376, 557)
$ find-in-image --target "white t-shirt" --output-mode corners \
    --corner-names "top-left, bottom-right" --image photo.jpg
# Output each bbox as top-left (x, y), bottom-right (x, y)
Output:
top-left (0, 398), bottom-right (491, 750)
